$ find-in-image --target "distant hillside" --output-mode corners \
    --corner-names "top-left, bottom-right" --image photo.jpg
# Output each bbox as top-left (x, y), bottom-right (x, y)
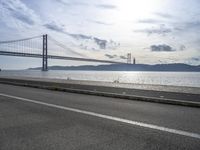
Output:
top-left (29, 63), bottom-right (200, 72)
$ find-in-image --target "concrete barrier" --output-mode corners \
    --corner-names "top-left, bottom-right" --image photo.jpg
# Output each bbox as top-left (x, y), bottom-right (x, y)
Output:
top-left (0, 77), bottom-right (200, 108)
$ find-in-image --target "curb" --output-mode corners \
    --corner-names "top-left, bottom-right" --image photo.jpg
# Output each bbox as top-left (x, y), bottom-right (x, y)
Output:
top-left (0, 79), bottom-right (200, 108)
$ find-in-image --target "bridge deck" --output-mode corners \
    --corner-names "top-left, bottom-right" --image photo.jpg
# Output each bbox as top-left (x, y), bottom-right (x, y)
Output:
top-left (0, 50), bottom-right (123, 64)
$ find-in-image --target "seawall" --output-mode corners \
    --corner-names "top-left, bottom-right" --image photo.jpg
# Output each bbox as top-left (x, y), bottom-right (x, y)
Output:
top-left (0, 76), bottom-right (199, 107)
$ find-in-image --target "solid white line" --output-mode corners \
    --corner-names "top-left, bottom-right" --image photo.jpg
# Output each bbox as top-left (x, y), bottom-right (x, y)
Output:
top-left (0, 93), bottom-right (200, 140)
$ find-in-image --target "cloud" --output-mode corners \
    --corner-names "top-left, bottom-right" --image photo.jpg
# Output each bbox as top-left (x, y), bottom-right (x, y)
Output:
top-left (43, 21), bottom-right (120, 50)
top-left (134, 24), bottom-right (172, 36)
top-left (187, 57), bottom-right (200, 65)
top-left (88, 20), bottom-right (113, 26)
top-left (179, 45), bottom-right (186, 51)
top-left (56, 0), bottom-right (88, 6)
top-left (184, 21), bottom-right (200, 30)
top-left (190, 57), bottom-right (200, 61)
top-left (105, 54), bottom-right (117, 59)
top-left (120, 56), bottom-right (127, 59)
top-left (154, 12), bottom-right (173, 19)
top-left (43, 22), bottom-right (65, 32)
top-left (1, 0), bottom-right (40, 26)
top-left (67, 33), bottom-right (107, 49)
top-left (12, 11), bottom-right (35, 25)
top-left (68, 33), bottom-right (119, 50)
top-left (43, 23), bottom-right (91, 40)
top-left (96, 4), bottom-right (117, 9)
top-left (68, 34), bottom-right (91, 40)
top-left (93, 38), bottom-right (107, 49)
top-left (105, 54), bottom-right (127, 60)
top-left (150, 44), bottom-right (175, 52)
top-left (138, 19), bottom-right (161, 24)
top-left (167, 20), bottom-right (200, 34)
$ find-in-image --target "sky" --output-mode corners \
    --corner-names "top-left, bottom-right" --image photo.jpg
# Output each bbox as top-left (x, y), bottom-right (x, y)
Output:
top-left (0, 0), bottom-right (200, 69)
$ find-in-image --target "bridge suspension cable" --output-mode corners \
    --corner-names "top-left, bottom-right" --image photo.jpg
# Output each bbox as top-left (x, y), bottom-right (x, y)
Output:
top-left (0, 35), bottom-right (42, 44)
top-left (48, 35), bottom-right (86, 57)
top-left (0, 35), bottom-right (43, 55)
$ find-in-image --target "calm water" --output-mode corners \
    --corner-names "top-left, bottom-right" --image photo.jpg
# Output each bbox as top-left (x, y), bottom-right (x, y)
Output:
top-left (0, 70), bottom-right (200, 88)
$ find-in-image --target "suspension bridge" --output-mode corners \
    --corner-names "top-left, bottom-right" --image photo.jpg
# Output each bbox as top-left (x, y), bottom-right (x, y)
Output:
top-left (0, 34), bottom-right (123, 71)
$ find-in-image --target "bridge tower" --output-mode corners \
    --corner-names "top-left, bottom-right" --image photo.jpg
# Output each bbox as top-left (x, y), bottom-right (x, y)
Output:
top-left (127, 53), bottom-right (131, 64)
top-left (42, 34), bottom-right (48, 71)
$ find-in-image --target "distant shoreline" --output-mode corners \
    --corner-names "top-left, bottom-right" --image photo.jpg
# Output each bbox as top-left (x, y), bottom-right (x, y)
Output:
top-left (29, 63), bottom-right (200, 72)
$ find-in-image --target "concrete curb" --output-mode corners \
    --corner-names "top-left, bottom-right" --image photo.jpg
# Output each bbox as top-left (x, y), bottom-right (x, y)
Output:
top-left (0, 78), bottom-right (200, 108)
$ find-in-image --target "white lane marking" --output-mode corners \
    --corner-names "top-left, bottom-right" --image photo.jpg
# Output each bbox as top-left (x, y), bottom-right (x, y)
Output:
top-left (0, 93), bottom-right (200, 140)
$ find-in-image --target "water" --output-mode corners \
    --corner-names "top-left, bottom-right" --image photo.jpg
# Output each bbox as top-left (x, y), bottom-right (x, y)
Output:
top-left (0, 70), bottom-right (200, 88)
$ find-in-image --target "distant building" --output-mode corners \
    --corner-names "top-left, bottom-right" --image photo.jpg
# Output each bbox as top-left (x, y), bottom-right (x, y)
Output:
top-left (127, 53), bottom-right (132, 64)
top-left (127, 53), bottom-right (136, 64)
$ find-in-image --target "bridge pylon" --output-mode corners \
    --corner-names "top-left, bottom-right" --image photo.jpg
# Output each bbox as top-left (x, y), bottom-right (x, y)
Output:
top-left (42, 34), bottom-right (48, 71)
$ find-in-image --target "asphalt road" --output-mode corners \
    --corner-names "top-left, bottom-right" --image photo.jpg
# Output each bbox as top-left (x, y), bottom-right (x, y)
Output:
top-left (0, 83), bottom-right (200, 150)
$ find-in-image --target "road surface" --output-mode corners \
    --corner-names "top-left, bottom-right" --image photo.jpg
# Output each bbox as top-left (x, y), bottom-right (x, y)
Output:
top-left (0, 83), bottom-right (199, 150)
